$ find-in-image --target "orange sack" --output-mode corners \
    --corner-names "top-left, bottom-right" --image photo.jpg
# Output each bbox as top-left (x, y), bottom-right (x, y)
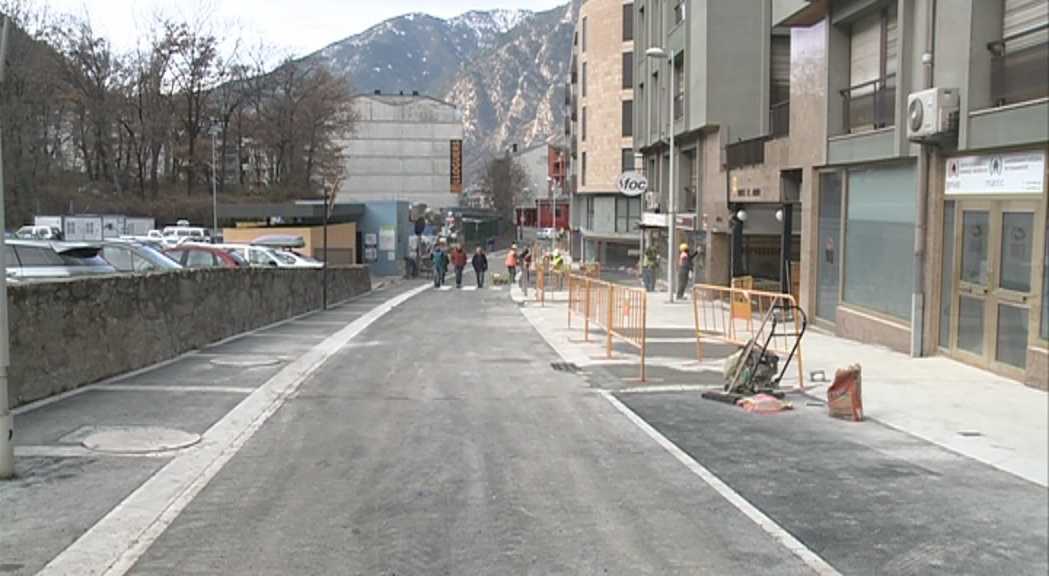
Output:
top-left (827, 364), bottom-right (863, 422)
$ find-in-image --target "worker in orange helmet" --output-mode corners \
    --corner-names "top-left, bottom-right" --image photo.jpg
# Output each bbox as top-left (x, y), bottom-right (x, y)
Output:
top-left (677, 241), bottom-right (699, 300)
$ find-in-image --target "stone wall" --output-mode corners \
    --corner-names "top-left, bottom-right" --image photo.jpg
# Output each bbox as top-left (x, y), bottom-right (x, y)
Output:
top-left (7, 266), bottom-right (370, 407)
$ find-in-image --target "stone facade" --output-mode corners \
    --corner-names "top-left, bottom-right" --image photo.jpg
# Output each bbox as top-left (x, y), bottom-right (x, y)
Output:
top-left (7, 267), bottom-right (371, 408)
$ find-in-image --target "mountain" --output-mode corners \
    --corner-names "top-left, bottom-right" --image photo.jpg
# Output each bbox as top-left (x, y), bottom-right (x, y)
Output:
top-left (311, 4), bottom-right (576, 183)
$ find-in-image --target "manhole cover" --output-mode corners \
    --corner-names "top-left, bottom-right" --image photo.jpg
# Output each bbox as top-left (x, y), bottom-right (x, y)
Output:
top-left (210, 356), bottom-right (281, 367)
top-left (82, 426), bottom-right (201, 454)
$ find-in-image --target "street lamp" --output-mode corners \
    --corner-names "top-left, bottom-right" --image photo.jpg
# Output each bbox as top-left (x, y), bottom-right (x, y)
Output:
top-left (208, 119), bottom-right (220, 240)
top-left (646, 46), bottom-right (676, 303)
top-left (0, 16), bottom-right (14, 479)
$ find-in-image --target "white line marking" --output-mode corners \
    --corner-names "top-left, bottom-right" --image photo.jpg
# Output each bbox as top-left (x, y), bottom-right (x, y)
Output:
top-left (599, 390), bottom-right (840, 576)
top-left (15, 445), bottom-right (178, 459)
top-left (616, 384), bottom-right (721, 394)
top-left (37, 284), bottom-right (430, 576)
top-left (462, 285), bottom-right (478, 291)
top-left (100, 385), bottom-right (256, 395)
top-left (516, 296), bottom-right (839, 576)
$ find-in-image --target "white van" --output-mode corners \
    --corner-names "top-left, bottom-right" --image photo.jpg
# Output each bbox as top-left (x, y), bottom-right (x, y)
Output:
top-left (161, 226), bottom-right (209, 247)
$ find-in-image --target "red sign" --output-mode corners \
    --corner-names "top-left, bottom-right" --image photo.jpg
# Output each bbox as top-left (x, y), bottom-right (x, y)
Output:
top-left (675, 214), bottom-right (696, 231)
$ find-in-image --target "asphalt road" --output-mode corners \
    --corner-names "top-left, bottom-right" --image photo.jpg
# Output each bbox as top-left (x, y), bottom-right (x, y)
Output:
top-left (8, 277), bottom-right (1045, 575)
top-left (125, 282), bottom-right (817, 575)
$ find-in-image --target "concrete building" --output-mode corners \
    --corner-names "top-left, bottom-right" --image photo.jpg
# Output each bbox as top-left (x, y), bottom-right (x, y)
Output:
top-left (568, 0), bottom-right (641, 266)
top-left (338, 92), bottom-right (465, 211)
top-left (633, 0), bottom-right (775, 286)
top-left (632, 0), bottom-right (1047, 388)
top-left (511, 142), bottom-right (570, 229)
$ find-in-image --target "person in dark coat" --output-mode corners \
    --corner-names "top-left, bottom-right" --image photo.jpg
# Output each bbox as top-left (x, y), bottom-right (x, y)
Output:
top-left (472, 246), bottom-right (489, 288)
top-left (431, 244), bottom-right (447, 288)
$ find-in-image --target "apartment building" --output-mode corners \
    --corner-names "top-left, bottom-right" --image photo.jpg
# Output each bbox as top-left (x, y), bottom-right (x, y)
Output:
top-left (338, 92), bottom-right (465, 211)
top-left (633, 0), bottom-right (773, 286)
top-left (568, 0), bottom-right (641, 266)
top-left (633, 0), bottom-right (1047, 388)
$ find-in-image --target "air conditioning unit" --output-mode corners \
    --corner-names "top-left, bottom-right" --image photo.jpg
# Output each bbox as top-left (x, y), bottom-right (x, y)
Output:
top-left (906, 87), bottom-right (959, 140)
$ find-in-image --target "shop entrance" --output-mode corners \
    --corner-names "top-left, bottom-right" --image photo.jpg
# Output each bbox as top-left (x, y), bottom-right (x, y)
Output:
top-left (945, 199), bottom-right (1041, 378)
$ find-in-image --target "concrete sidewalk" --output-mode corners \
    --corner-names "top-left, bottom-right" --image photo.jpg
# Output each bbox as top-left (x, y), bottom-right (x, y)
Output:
top-left (516, 290), bottom-right (1049, 488)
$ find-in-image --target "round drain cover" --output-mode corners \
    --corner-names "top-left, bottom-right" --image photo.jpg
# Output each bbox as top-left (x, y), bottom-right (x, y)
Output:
top-left (82, 427), bottom-right (201, 454)
top-left (210, 356), bottom-right (281, 367)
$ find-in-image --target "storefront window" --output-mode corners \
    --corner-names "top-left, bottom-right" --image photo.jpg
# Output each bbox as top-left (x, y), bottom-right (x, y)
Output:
top-left (843, 164), bottom-right (917, 320)
top-left (816, 172), bottom-right (843, 322)
top-left (1042, 217), bottom-right (1049, 341)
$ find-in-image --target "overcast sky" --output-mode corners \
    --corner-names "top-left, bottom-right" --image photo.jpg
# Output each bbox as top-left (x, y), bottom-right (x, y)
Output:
top-left (43, 0), bottom-right (569, 56)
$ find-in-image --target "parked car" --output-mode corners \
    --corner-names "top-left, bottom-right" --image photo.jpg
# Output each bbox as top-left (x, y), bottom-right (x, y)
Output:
top-left (214, 243), bottom-right (293, 267)
top-left (6, 239), bottom-right (117, 281)
top-left (164, 245), bottom-right (247, 268)
top-left (99, 240), bottom-right (183, 273)
top-left (161, 225), bottom-right (210, 247)
top-left (15, 225), bottom-right (63, 240)
top-left (249, 234), bottom-right (323, 268)
top-left (537, 227), bottom-right (558, 240)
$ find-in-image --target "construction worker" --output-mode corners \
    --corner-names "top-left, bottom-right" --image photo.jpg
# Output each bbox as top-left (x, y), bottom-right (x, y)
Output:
top-left (551, 249), bottom-right (566, 291)
top-left (677, 242), bottom-right (699, 300)
top-left (505, 243), bottom-right (519, 283)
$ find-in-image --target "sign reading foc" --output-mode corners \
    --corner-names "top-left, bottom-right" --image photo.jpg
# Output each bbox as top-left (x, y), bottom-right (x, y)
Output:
top-left (615, 171), bottom-right (648, 197)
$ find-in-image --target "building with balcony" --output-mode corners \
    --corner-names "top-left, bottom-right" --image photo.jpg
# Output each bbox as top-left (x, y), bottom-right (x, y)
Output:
top-left (633, 0), bottom-right (773, 286)
top-left (337, 92), bottom-right (465, 211)
top-left (774, 0), bottom-right (1048, 389)
top-left (568, 0), bottom-right (641, 267)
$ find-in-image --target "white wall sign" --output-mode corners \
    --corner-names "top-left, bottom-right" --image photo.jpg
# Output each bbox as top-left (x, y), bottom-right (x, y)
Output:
top-left (615, 171), bottom-right (649, 197)
top-left (945, 151), bottom-right (1045, 195)
top-left (641, 212), bottom-right (667, 227)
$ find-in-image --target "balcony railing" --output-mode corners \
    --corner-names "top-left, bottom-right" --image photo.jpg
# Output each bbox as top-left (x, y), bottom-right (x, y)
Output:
top-left (770, 100), bottom-right (790, 138)
top-left (840, 74), bottom-right (896, 133)
top-left (989, 24), bottom-right (1049, 106)
top-left (725, 135), bottom-right (770, 170)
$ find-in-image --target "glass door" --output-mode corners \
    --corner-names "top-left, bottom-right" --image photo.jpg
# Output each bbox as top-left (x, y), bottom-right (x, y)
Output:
top-left (950, 200), bottom-right (1038, 377)
top-left (955, 203), bottom-right (992, 362)
top-left (992, 201), bottom-right (1037, 374)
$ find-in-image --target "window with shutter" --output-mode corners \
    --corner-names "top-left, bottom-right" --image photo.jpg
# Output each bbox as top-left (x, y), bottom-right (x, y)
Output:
top-left (885, 4), bottom-right (899, 76)
top-left (849, 11), bottom-right (882, 92)
top-left (1004, 0), bottom-right (1049, 51)
top-left (771, 35), bottom-right (791, 104)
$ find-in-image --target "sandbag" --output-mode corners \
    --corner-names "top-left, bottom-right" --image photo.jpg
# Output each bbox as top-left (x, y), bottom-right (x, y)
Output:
top-left (827, 364), bottom-right (863, 421)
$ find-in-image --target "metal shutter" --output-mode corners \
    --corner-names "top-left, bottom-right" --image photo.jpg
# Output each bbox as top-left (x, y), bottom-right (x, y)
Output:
top-left (1004, 0), bottom-right (1049, 51)
top-left (850, 11), bottom-right (882, 92)
top-left (771, 35), bottom-right (791, 103)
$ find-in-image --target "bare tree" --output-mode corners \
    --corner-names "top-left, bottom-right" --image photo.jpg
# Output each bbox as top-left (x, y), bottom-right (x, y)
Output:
top-left (480, 153), bottom-right (528, 221)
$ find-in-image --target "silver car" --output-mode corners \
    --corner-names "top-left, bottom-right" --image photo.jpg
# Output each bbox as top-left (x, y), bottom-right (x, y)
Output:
top-left (5, 239), bottom-right (117, 281)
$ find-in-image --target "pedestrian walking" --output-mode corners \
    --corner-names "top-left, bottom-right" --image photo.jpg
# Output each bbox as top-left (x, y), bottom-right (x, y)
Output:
top-left (677, 242), bottom-right (699, 300)
top-left (431, 244), bottom-right (448, 288)
top-left (472, 246), bottom-right (489, 288)
top-left (450, 244), bottom-right (468, 288)
top-left (642, 245), bottom-right (660, 292)
top-left (505, 243), bottom-right (518, 284)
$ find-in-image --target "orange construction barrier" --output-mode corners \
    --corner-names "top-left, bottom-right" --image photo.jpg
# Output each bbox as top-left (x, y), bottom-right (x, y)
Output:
top-left (566, 273), bottom-right (648, 381)
top-left (691, 283), bottom-right (806, 388)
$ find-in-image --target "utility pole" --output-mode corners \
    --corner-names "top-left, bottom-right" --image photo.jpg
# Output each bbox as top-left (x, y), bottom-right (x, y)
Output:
top-left (0, 16), bottom-right (16, 479)
top-left (209, 119), bottom-right (219, 240)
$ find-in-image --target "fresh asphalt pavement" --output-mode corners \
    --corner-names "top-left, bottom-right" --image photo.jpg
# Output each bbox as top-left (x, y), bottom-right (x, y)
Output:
top-left (2, 274), bottom-right (1047, 575)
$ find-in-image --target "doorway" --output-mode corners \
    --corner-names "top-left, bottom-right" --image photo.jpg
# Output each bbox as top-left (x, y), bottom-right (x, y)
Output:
top-left (946, 199), bottom-right (1041, 378)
